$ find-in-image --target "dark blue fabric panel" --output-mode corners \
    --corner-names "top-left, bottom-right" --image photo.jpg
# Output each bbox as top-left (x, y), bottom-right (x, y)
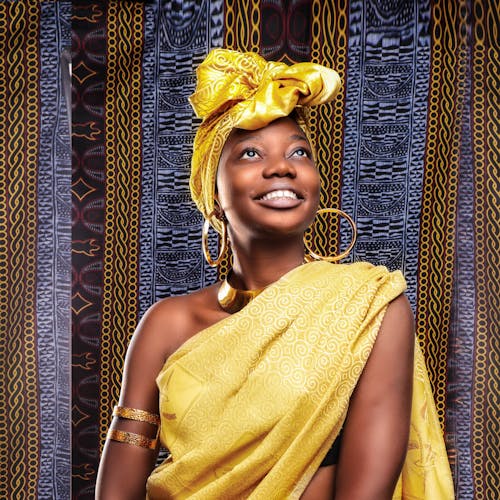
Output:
top-left (342, 0), bottom-right (431, 310)
top-left (447, 39), bottom-right (475, 499)
top-left (36, 1), bottom-right (71, 498)
top-left (139, 1), bottom-right (224, 318)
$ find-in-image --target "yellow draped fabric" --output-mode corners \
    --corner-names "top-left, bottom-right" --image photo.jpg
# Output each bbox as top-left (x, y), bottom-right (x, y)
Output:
top-left (189, 49), bottom-right (341, 233)
top-left (146, 261), bottom-right (454, 499)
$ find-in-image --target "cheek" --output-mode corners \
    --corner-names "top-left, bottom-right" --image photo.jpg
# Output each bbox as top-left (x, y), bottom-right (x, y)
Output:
top-left (216, 176), bottom-right (240, 216)
top-left (308, 170), bottom-right (321, 202)
top-left (216, 170), bottom-right (233, 210)
top-left (216, 168), bottom-right (254, 211)
top-left (215, 165), bottom-right (231, 208)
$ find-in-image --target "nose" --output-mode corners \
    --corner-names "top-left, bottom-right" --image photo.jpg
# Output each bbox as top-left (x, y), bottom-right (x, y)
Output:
top-left (262, 157), bottom-right (297, 178)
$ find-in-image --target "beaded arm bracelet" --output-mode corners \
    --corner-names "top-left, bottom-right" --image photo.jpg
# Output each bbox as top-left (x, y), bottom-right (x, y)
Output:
top-left (107, 406), bottom-right (161, 450)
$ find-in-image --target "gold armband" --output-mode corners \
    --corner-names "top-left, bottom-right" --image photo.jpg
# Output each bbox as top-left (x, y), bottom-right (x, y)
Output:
top-left (107, 429), bottom-right (157, 450)
top-left (107, 406), bottom-right (161, 450)
top-left (112, 406), bottom-right (161, 426)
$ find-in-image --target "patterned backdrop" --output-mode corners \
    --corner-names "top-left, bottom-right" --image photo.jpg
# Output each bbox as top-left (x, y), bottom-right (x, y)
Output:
top-left (0, 0), bottom-right (498, 498)
top-left (0, 1), bottom-right (71, 499)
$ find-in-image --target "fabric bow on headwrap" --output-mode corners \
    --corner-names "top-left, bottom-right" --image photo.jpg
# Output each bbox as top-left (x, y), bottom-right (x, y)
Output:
top-left (189, 48), bottom-right (342, 232)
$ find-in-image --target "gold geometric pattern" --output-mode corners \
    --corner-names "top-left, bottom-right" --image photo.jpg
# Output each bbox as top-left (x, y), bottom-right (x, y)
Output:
top-left (416, 0), bottom-right (467, 428)
top-left (225, 0), bottom-right (260, 53)
top-left (471, 2), bottom-right (500, 498)
top-left (99, 0), bottom-right (145, 450)
top-left (72, 177), bottom-right (97, 201)
top-left (0, 2), bottom-right (41, 497)
top-left (72, 60), bottom-right (98, 85)
top-left (310, 0), bottom-right (347, 254)
top-left (71, 292), bottom-right (94, 315)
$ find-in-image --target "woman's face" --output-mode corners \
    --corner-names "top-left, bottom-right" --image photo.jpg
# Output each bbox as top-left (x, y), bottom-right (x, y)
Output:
top-left (216, 117), bottom-right (320, 241)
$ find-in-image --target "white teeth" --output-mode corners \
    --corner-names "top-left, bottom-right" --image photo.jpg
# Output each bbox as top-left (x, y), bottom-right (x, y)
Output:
top-left (261, 190), bottom-right (298, 201)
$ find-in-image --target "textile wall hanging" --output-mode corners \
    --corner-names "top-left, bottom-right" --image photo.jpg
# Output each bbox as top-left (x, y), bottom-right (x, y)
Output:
top-left (71, 2), bottom-right (499, 498)
top-left (0, 1), bottom-right (71, 498)
top-left (0, 0), bottom-right (498, 498)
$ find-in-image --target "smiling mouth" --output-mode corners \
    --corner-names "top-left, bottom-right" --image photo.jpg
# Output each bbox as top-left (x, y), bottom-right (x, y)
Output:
top-left (259, 189), bottom-right (300, 201)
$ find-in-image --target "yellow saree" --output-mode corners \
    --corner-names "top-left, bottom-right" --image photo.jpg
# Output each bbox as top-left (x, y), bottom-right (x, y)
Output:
top-left (146, 261), bottom-right (454, 499)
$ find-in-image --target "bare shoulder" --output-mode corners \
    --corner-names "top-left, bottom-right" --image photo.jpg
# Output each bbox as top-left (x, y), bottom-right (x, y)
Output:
top-left (360, 292), bottom-right (415, 398)
top-left (117, 282), bottom-right (226, 411)
top-left (378, 293), bottom-right (414, 344)
top-left (364, 293), bottom-right (414, 377)
top-left (130, 282), bottom-right (225, 362)
top-left (385, 292), bottom-right (414, 322)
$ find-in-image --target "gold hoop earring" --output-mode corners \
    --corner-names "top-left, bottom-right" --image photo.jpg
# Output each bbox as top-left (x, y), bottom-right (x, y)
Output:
top-left (304, 208), bottom-right (357, 263)
top-left (202, 213), bottom-right (227, 267)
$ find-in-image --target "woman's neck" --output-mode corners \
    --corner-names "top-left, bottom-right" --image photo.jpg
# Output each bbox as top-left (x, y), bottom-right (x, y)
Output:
top-left (228, 236), bottom-right (305, 290)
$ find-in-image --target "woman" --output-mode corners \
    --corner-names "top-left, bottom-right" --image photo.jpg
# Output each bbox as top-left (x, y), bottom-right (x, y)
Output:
top-left (96, 49), bottom-right (453, 499)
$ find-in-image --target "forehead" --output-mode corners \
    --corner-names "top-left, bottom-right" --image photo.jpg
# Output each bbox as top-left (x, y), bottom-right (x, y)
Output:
top-left (224, 117), bottom-right (307, 146)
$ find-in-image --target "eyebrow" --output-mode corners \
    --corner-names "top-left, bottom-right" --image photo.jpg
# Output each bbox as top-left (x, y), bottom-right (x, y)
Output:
top-left (290, 133), bottom-right (308, 142)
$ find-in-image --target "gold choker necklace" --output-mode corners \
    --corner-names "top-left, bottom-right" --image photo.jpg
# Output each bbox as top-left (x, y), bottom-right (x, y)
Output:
top-left (218, 277), bottom-right (264, 314)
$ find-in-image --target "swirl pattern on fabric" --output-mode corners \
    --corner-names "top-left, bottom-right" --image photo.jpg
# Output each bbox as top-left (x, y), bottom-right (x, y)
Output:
top-left (146, 261), bottom-right (453, 499)
top-left (188, 48), bottom-right (341, 232)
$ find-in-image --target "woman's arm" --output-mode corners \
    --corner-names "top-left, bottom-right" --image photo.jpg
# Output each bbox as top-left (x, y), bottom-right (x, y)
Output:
top-left (334, 293), bottom-right (415, 500)
top-left (95, 301), bottom-right (173, 500)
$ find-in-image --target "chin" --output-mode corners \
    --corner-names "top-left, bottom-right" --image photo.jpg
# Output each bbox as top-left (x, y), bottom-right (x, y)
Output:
top-left (251, 220), bottom-right (311, 240)
top-left (228, 206), bottom-right (316, 240)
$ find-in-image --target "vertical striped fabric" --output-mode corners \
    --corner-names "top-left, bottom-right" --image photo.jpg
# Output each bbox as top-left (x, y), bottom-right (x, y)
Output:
top-left (0, 0), bottom-right (498, 498)
top-left (0, 1), bottom-right (71, 498)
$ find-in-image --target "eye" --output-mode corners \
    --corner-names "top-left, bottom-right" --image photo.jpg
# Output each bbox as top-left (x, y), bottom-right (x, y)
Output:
top-left (290, 147), bottom-right (311, 158)
top-left (240, 148), bottom-right (259, 159)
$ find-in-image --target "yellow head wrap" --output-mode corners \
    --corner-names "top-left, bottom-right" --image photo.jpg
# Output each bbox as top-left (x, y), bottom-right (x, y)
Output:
top-left (189, 48), bottom-right (342, 232)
